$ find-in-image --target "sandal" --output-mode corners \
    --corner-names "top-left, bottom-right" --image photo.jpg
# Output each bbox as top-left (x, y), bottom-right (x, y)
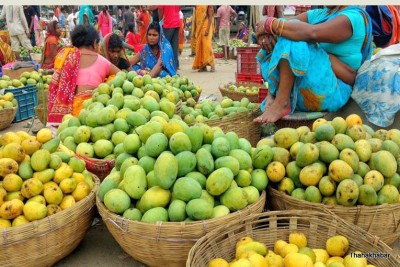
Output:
top-left (210, 67), bottom-right (215, 72)
top-left (198, 67), bottom-right (207, 72)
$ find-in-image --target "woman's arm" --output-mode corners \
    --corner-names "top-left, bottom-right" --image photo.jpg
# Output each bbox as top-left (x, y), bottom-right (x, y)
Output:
top-left (258, 14), bottom-right (353, 43)
top-left (109, 63), bottom-right (120, 76)
top-left (129, 52), bottom-right (140, 65)
top-left (48, 44), bottom-right (59, 61)
top-left (328, 53), bottom-right (357, 85)
top-left (204, 6), bottom-right (213, 36)
top-left (149, 58), bottom-right (162, 78)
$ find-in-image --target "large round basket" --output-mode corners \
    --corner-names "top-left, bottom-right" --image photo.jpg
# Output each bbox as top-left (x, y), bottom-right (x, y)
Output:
top-left (219, 82), bottom-right (261, 103)
top-left (187, 210), bottom-right (399, 267)
top-left (75, 154), bottom-right (115, 181)
top-left (274, 111), bottom-right (328, 130)
top-left (203, 108), bottom-right (261, 147)
top-left (0, 174), bottom-right (100, 267)
top-left (97, 191), bottom-right (266, 267)
top-left (0, 107), bottom-right (17, 130)
top-left (268, 186), bottom-right (400, 246)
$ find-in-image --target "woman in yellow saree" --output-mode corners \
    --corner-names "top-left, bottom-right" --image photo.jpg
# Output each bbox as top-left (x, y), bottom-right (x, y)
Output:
top-left (0, 39), bottom-right (15, 66)
top-left (192, 5), bottom-right (215, 72)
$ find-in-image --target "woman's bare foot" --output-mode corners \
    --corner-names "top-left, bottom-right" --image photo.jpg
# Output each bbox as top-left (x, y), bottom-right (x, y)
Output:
top-left (254, 99), bottom-right (291, 123)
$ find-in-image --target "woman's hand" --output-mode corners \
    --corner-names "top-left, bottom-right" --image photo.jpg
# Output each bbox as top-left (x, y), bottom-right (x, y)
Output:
top-left (257, 33), bottom-right (277, 54)
top-left (255, 19), bottom-right (267, 39)
top-left (204, 29), bottom-right (209, 37)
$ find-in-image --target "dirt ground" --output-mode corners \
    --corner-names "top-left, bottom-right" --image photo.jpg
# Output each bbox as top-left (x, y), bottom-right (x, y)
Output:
top-left (2, 46), bottom-right (400, 266)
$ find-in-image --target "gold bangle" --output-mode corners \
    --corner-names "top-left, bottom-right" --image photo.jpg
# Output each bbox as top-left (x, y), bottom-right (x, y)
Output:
top-left (274, 20), bottom-right (281, 35)
top-left (279, 21), bottom-right (285, 36)
top-left (269, 18), bottom-right (276, 35)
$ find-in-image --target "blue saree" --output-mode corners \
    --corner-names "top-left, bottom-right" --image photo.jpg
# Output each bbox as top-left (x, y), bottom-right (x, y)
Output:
top-left (134, 24), bottom-right (176, 78)
top-left (258, 6), bottom-right (372, 114)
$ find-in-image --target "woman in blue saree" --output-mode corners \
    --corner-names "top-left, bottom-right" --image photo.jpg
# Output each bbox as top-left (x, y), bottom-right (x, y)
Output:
top-left (78, 5), bottom-right (94, 26)
top-left (253, 6), bottom-right (373, 123)
top-left (131, 22), bottom-right (176, 78)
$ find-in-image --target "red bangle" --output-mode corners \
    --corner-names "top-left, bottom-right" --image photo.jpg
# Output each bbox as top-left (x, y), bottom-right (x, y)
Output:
top-left (264, 17), bottom-right (276, 34)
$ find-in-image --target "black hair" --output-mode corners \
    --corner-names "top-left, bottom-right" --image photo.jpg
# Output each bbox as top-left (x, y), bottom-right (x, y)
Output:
top-left (125, 6), bottom-right (130, 10)
top-left (147, 21), bottom-right (161, 35)
top-left (128, 22), bottom-right (135, 32)
top-left (108, 34), bottom-right (123, 50)
top-left (71, 25), bottom-right (100, 48)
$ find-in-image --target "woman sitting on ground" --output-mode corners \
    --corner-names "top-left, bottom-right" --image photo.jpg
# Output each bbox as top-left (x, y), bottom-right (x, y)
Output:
top-left (236, 22), bottom-right (248, 42)
top-left (130, 22), bottom-right (176, 78)
top-left (41, 21), bottom-right (63, 69)
top-left (253, 5), bottom-right (372, 123)
top-left (125, 22), bottom-right (143, 53)
top-left (100, 33), bottom-right (132, 70)
top-left (47, 25), bottom-right (120, 128)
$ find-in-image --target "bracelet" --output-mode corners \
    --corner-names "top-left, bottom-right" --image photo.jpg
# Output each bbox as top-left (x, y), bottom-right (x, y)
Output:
top-left (278, 20), bottom-right (285, 36)
top-left (263, 17), bottom-right (276, 35)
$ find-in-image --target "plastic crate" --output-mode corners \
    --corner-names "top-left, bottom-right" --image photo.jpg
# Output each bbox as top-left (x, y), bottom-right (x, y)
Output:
top-left (236, 47), bottom-right (261, 75)
top-left (4, 85), bottom-right (37, 122)
top-left (258, 88), bottom-right (269, 103)
top-left (236, 73), bottom-right (263, 84)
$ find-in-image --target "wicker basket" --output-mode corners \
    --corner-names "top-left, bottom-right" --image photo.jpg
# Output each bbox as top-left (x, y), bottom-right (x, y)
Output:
top-left (219, 82), bottom-right (261, 103)
top-left (97, 191), bottom-right (266, 267)
top-left (75, 154), bottom-right (115, 181)
top-left (34, 104), bottom-right (47, 125)
top-left (0, 107), bottom-right (17, 130)
top-left (268, 187), bottom-right (400, 245)
top-left (274, 111), bottom-right (328, 130)
top-left (0, 174), bottom-right (100, 267)
top-left (203, 108), bottom-right (262, 147)
top-left (187, 210), bottom-right (399, 266)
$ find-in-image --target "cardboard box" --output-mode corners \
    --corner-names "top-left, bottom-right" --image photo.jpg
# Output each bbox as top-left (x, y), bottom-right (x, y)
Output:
top-left (2, 66), bottom-right (35, 79)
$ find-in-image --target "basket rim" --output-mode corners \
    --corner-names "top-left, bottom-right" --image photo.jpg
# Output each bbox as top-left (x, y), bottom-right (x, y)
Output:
top-left (96, 190), bottom-right (266, 228)
top-left (268, 186), bottom-right (400, 211)
top-left (0, 173), bottom-right (100, 246)
top-left (187, 210), bottom-right (399, 266)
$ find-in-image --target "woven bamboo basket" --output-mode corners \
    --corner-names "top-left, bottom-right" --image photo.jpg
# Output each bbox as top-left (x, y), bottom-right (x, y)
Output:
top-left (268, 187), bottom-right (400, 245)
top-left (219, 82), bottom-right (261, 103)
top-left (187, 210), bottom-right (400, 266)
top-left (203, 108), bottom-right (262, 147)
top-left (97, 191), bottom-right (266, 267)
top-left (75, 154), bottom-right (115, 181)
top-left (0, 174), bottom-right (100, 267)
top-left (175, 99), bottom-right (183, 116)
top-left (0, 107), bottom-right (17, 130)
top-left (274, 111), bottom-right (328, 130)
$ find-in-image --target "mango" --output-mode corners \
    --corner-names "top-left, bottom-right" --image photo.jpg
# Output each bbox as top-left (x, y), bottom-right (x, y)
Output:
top-left (186, 198), bottom-right (213, 220)
top-left (141, 207), bottom-right (168, 222)
top-left (229, 149), bottom-right (252, 170)
top-left (210, 137), bottom-right (231, 158)
top-left (123, 165), bottom-right (147, 200)
top-left (23, 201), bottom-right (47, 221)
top-left (206, 167), bottom-right (234, 196)
top-left (336, 179), bottom-right (359, 206)
top-left (252, 145), bottom-right (273, 169)
top-left (30, 149), bottom-right (51, 172)
top-left (137, 186), bottom-right (171, 213)
top-left (296, 143), bottom-right (319, 167)
top-left (168, 199), bottom-right (187, 222)
top-left (154, 152), bottom-right (178, 189)
top-left (274, 128), bottom-right (299, 149)
top-left (220, 187), bottom-right (248, 211)
top-left (196, 148), bottom-right (214, 175)
top-left (169, 132), bottom-right (192, 155)
top-left (373, 150), bottom-right (397, 178)
top-left (328, 160), bottom-right (354, 182)
top-left (0, 199), bottom-right (24, 219)
top-left (33, 169), bottom-right (55, 184)
top-left (175, 151), bottom-right (197, 177)
top-left (173, 177), bottom-right (202, 202)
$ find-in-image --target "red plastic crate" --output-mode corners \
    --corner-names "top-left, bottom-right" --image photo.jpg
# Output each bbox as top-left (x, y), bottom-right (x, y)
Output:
top-left (258, 88), bottom-right (269, 103)
top-left (236, 47), bottom-right (261, 75)
top-left (236, 73), bottom-right (263, 84)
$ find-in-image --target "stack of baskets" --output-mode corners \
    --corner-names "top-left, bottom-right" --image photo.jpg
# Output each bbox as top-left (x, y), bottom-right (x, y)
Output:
top-left (187, 210), bottom-right (400, 266)
top-left (0, 174), bottom-right (100, 267)
top-left (97, 191), bottom-right (266, 267)
top-left (0, 107), bottom-right (17, 130)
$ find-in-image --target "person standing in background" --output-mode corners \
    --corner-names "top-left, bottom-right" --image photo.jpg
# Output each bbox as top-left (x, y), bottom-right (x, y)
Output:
top-left (190, 6), bottom-right (197, 57)
top-left (67, 8), bottom-right (78, 32)
top-left (137, 6), bottom-right (150, 44)
top-left (262, 5), bottom-right (284, 18)
top-left (178, 10), bottom-right (184, 55)
top-left (216, 5), bottom-right (237, 60)
top-left (158, 5), bottom-right (181, 69)
top-left (122, 6), bottom-right (134, 37)
top-left (23, 5), bottom-right (36, 47)
top-left (98, 6), bottom-right (113, 38)
top-left (147, 6), bottom-right (159, 24)
top-left (192, 5), bottom-right (215, 72)
top-left (59, 7), bottom-right (66, 30)
top-left (50, 10), bottom-right (58, 22)
top-left (55, 6), bottom-right (61, 20)
top-left (0, 6), bottom-right (33, 60)
top-left (33, 13), bottom-right (43, 46)
top-left (118, 8), bottom-right (123, 24)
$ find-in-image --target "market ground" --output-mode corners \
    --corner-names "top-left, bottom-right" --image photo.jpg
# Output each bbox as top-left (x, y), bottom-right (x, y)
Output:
top-left (2, 46), bottom-right (400, 266)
